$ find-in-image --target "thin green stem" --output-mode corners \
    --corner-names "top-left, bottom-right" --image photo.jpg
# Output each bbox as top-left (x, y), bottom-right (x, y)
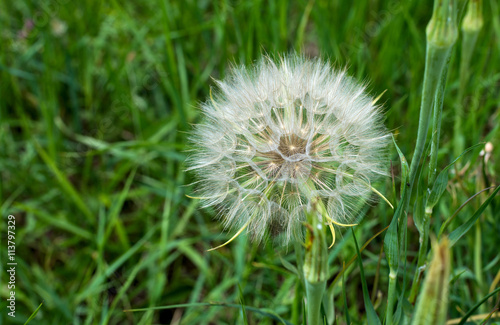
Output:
top-left (384, 205), bottom-right (400, 325)
top-left (386, 270), bottom-right (398, 325)
top-left (293, 241), bottom-right (304, 325)
top-left (454, 0), bottom-right (483, 157)
top-left (474, 222), bottom-right (484, 312)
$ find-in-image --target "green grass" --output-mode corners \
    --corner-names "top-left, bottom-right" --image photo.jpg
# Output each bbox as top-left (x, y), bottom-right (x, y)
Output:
top-left (1, 0), bottom-right (499, 324)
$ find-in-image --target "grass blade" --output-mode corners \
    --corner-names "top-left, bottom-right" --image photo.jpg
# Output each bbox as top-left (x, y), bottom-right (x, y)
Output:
top-left (426, 143), bottom-right (483, 211)
top-left (34, 141), bottom-right (94, 223)
top-left (238, 284), bottom-right (249, 325)
top-left (352, 229), bottom-right (381, 325)
top-left (124, 302), bottom-right (292, 325)
top-left (449, 185), bottom-right (500, 247)
top-left (24, 302), bottom-right (43, 324)
top-left (456, 287), bottom-right (500, 325)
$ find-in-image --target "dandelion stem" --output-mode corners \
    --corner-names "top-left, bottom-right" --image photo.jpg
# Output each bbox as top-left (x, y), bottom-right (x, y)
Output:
top-left (303, 198), bottom-right (328, 325)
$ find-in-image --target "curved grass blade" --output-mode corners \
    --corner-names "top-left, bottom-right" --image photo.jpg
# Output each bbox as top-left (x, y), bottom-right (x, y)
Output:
top-left (342, 262), bottom-right (351, 325)
top-left (352, 229), bottom-right (381, 325)
top-left (449, 185), bottom-right (500, 247)
top-left (330, 225), bottom-right (389, 289)
top-left (426, 143), bottom-right (483, 211)
top-left (238, 284), bottom-right (249, 325)
top-left (438, 186), bottom-right (495, 238)
top-left (124, 302), bottom-right (293, 325)
top-left (34, 141), bottom-right (94, 224)
top-left (456, 287), bottom-right (500, 325)
top-left (24, 302), bottom-right (43, 324)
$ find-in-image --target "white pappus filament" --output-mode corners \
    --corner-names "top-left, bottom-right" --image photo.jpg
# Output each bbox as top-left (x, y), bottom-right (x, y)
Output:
top-left (187, 55), bottom-right (390, 246)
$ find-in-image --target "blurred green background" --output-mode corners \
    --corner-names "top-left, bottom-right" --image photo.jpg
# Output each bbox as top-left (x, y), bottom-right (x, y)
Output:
top-left (1, 0), bottom-right (499, 324)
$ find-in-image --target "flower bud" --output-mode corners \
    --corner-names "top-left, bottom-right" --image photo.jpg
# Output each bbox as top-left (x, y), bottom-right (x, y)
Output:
top-left (411, 237), bottom-right (451, 325)
top-left (462, 0), bottom-right (483, 33)
top-left (426, 0), bottom-right (458, 48)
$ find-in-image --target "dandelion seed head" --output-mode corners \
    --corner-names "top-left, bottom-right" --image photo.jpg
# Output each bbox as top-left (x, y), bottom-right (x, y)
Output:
top-left (187, 55), bottom-right (390, 245)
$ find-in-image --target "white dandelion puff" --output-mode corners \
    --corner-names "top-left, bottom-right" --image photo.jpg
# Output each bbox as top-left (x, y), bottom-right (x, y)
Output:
top-left (187, 55), bottom-right (391, 247)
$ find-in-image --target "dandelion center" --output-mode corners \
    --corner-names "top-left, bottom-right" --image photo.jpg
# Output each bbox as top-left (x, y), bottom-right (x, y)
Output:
top-left (278, 134), bottom-right (307, 157)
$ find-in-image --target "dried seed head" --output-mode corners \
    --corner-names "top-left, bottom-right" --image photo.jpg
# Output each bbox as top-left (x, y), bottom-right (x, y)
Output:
top-left (187, 55), bottom-right (390, 245)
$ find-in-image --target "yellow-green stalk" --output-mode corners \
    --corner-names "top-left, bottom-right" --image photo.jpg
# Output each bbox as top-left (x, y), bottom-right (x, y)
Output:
top-left (408, 0), bottom-right (457, 304)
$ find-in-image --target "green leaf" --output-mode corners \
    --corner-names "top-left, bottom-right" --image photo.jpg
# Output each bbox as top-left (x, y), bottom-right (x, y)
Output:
top-left (426, 143), bottom-right (483, 211)
top-left (449, 185), bottom-right (500, 247)
top-left (384, 215), bottom-right (399, 272)
top-left (279, 255), bottom-right (299, 276)
top-left (16, 203), bottom-right (93, 240)
top-left (413, 187), bottom-right (427, 234)
top-left (425, 169), bottom-right (448, 212)
top-left (352, 229), bottom-right (381, 325)
top-left (104, 167), bottom-right (137, 248)
top-left (238, 284), bottom-right (249, 325)
top-left (413, 163), bottom-right (428, 235)
top-left (392, 135), bottom-right (409, 197)
top-left (302, 299), bottom-right (307, 325)
top-left (322, 284), bottom-right (335, 325)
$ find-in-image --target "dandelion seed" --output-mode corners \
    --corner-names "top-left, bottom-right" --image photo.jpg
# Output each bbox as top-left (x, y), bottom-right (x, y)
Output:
top-left (187, 55), bottom-right (390, 246)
